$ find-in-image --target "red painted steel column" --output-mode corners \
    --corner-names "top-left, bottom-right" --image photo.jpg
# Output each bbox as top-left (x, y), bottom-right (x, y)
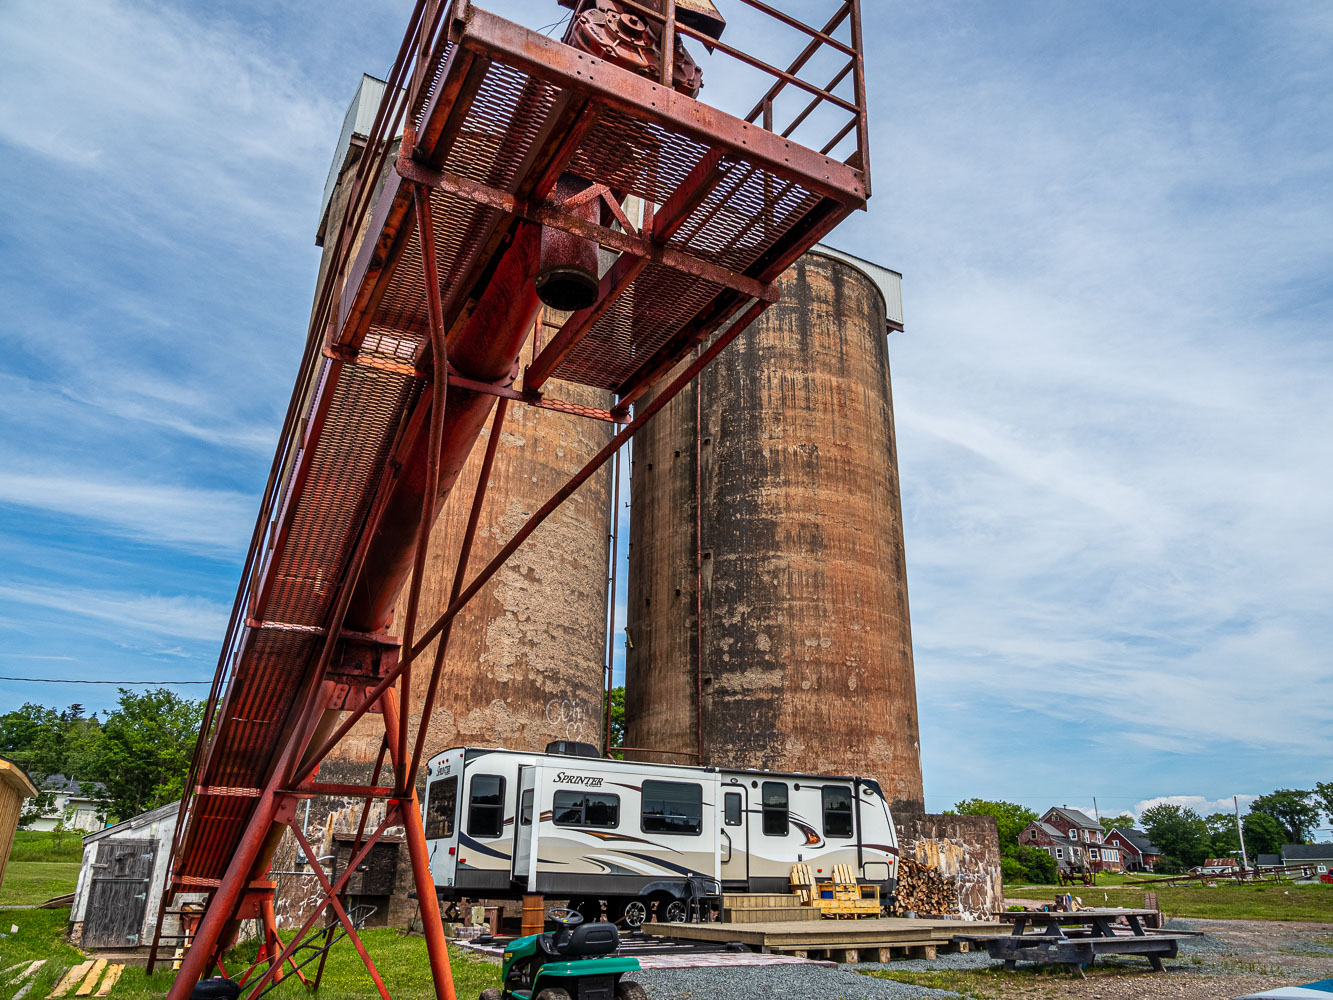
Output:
top-left (381, 689), bottom-right (456, 1000)
top-left (165, 718), bottom-right (313, 1000)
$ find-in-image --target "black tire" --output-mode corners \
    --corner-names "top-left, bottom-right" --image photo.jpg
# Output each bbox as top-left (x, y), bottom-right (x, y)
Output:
top-left (620, 898), bottom-right (649, 928)
top-left (662, 899), bottom-right (688, 924)
top-left (616, 982), bottom-right (649, 1000)
top-left (190, 980), bottom-right (240, 1000)
top-left (479, 990), bottom-right (502, 1000)
top-left (535, 990), bottom-right (572, 1000)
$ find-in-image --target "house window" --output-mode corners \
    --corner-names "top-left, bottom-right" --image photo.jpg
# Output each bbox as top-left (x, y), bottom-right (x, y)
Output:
top-left (1319, 865), bottom-right (1328, 873)
top-left (641, 780), bottom-right (703, 836)
top-left (1055, 847), bottom-right (1065, 860)
top-left (761, 782), bottom-right (789, 837)
top-left (1089, 848), bottom-right (1099, 860)
top-left (822, 786), bottom-right (854, 839)
top-left (425, 776), bottom-right (458, 839)
top-left (466, 774), bottom-right (506, 838)
top-left (552, 791), bottom-right (620, 828)
top-left (724, 792), bottom-right (743, 826)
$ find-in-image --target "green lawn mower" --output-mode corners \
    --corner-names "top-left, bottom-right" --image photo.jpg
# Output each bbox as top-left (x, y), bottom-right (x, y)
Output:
top-left (479, 906), bottom-right (647, 1000)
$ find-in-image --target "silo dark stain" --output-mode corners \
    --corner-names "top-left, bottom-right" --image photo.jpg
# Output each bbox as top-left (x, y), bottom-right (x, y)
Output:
top-left (626, 253), bottom-right (924, 810)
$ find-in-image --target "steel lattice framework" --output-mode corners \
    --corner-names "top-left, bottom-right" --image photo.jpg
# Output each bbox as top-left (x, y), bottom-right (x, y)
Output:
top-left (152, 3), bottom-right (871, 999)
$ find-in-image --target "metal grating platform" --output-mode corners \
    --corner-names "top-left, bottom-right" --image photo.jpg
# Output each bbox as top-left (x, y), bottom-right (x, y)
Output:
top-left (162, 4), bottom-right (872, 996)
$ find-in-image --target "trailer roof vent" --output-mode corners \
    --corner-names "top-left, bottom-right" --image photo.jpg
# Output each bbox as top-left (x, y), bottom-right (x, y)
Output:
top-left (546, 740), bottom-right (601, 759)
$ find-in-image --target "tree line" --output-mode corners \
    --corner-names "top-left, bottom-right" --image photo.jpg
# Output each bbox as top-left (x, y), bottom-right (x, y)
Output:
top-left (951, 786), bottom-right (1333, 881)
top-left (0, 690), bottom-right (203, 827)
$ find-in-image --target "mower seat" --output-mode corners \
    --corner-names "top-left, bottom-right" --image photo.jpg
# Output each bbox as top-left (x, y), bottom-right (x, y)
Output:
top-left (562, 921), bottom-right (619, 957)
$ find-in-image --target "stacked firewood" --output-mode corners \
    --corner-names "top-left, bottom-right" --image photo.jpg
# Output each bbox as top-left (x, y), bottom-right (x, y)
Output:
top-left (890, 858), bottom-right (958, 917)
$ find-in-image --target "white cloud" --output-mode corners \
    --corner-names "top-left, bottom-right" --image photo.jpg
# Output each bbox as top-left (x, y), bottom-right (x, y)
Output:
top-left (0, 472), bottom-right (252, 554)
top-left (0, 583), bottom-right (228, 643)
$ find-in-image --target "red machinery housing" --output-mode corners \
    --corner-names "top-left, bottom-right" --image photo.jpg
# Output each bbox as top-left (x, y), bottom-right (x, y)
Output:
top-left (154, 3), bottom-right (872, 999)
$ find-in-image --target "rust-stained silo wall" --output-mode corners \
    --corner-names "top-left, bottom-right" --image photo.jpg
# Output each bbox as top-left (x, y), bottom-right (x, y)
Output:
top-left (273, 126), bottom-right (614, 925)
top-left (625, 252), bottom-right (924, 811)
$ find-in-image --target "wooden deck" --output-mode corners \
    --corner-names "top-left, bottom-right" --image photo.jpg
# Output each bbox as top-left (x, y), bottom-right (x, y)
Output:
top-left (643, 917), bottom-right (1006, 961)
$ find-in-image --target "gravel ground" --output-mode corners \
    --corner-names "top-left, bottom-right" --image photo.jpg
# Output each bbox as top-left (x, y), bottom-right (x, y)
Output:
top-left (632, 964), bottom-right (960, 999)
top-left (630, 917), bottom-right (1333, 999)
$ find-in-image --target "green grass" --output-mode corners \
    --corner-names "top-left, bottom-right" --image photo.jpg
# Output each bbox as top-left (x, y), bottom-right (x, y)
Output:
top-left (1008, 878), bottom-right (1332, 922)
top-left (1, 907), bottom-right (500, 1000)
top-left (0, 910), bottom-right (86, 1000)
top-left (9, 832), bottom-right (84, 865)
top-left (0, 861), bottom-right (82, 906)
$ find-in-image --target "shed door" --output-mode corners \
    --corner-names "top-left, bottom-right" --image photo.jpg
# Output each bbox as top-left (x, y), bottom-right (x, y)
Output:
top-left (84, 839), bottom-right (156, 948)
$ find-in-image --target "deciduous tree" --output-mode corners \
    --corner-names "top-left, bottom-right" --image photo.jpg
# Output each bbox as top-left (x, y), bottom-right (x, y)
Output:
top-left (1250, 789), bottom-right (1319, 844)
top-left (90, 689), bottom-right (202, 821)
top-left (948, 799), bottom-right (1037, 851)
top-left (1141, 804), bottom-right (1210, 867)
top-left (1099, 813), bottom-right (1136, 835)
top-left (1241, 811), bottom-right (1286, 857)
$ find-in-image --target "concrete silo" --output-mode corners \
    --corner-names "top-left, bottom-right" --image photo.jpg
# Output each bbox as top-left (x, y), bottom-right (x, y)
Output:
top-left (625, 250), bottom-right (924, 812)
top-left (273, 79), bottom-right (614, 927)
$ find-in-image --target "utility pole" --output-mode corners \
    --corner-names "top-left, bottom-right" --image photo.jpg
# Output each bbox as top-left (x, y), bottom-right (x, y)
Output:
top-left (1093, 797), bottom-right (1100, 824)
top-left (1234, 795), bottom-right (1249, 871)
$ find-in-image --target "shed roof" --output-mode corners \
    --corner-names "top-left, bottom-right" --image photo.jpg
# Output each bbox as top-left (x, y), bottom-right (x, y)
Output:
top-left (1281, 844), bottom-right (1333, 861)
top-left (0, 757), bottom-right (38, 798)
top-left (84, 799), bottom-right (179, 845)
top-left (40, 774), bottom-right (106, 797)
top-left (1109, 828), bottom-right (1162, 855)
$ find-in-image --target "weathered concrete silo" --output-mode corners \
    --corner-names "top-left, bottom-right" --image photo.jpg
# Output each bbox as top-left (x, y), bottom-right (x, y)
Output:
top-left (625, 250), bottom-right (924, 812)
top-left (272, 79), bottom-right (614, 927)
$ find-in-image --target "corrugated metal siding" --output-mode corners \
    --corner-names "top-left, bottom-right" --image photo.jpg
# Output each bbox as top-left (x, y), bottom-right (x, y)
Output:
top-left (812, 244), bottom-right (904, 331)
top-left (318, 75), bottom-right (393, 240)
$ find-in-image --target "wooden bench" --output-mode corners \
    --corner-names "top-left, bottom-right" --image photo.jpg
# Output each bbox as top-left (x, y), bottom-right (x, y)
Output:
top-left (976, 909), bottom-right (1184, 975)
top-left (789, 863), bottom-right (881, 918)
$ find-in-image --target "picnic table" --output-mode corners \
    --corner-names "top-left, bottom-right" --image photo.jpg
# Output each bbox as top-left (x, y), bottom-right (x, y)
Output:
top-left (969, 908), bottom-right (1182, 974)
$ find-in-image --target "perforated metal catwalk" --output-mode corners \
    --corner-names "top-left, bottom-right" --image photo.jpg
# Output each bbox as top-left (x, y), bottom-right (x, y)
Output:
top-left (155, 4), bottom-right (872, 999)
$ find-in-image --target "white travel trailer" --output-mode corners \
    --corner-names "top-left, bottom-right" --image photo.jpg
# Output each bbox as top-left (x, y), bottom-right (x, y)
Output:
top-left (422, 742), bottom-right (900, 925)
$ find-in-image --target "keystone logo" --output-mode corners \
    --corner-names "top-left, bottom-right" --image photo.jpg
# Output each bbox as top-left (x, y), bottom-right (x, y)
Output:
top-left (555, 772), bottom-right (603, 787)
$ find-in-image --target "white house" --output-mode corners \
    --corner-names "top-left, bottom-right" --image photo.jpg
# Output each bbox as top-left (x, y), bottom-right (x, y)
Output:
top-left (26, 775), bottom-right (106, 833)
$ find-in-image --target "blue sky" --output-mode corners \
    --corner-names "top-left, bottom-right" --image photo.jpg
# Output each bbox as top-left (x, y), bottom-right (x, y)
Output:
top-left (0, 1), bottom-right (1329, 826)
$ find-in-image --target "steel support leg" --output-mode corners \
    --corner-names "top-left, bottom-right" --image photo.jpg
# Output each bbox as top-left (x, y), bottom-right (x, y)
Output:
top-left (382, 689), bottom-right (457, 1000)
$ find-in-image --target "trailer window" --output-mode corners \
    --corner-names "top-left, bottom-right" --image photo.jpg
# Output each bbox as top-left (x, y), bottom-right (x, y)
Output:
top-left (762, 782), bottom-right (788, 837)
top-left (822, 786), bottom-right (853, 839)
top-left (467, 775), bottom-right (506, 838)
top-left (552, 791), bottom-right (620, 829)
top-left (519, 788), bottom-right (533, 827)
top-left (424, 776), bottom-right (457, 840)
top-left (641, 780), bottom-right (703, 836)
top-left (724, 792), bottom-right (743, 826)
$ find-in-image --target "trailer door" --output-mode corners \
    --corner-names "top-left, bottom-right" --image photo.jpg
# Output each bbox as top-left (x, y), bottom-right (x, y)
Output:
top-left (720, 785), bottom-right (749, 883)
top-left (511, 766), bottom-right (537, 889)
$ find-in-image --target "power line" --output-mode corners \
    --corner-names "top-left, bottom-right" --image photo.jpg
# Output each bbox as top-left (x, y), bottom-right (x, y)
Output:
top-left (0, 676), bottom-right (211, 685)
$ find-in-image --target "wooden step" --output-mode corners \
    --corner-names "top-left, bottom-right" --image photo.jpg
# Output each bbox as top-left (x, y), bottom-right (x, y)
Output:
top-left (722, 894), bottom-right (806, 909)
top-left (722, 906), bottom-right (822, 923)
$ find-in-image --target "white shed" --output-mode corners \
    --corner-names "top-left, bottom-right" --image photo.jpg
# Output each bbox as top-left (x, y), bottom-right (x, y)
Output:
top-left (72, 800), bottom-right (180, 951)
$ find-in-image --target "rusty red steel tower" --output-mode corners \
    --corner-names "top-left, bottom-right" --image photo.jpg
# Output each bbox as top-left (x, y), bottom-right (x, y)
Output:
top-left (152, 2), bottom-right (873, 999)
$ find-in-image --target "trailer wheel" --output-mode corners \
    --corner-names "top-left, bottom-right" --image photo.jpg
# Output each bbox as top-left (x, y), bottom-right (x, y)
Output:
top-left (620, 899), bottom-right (648, 928)
top-left (615, 982), bottom-right (648, 1000)
top-left (662, 899), bottom-right (688, 923)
